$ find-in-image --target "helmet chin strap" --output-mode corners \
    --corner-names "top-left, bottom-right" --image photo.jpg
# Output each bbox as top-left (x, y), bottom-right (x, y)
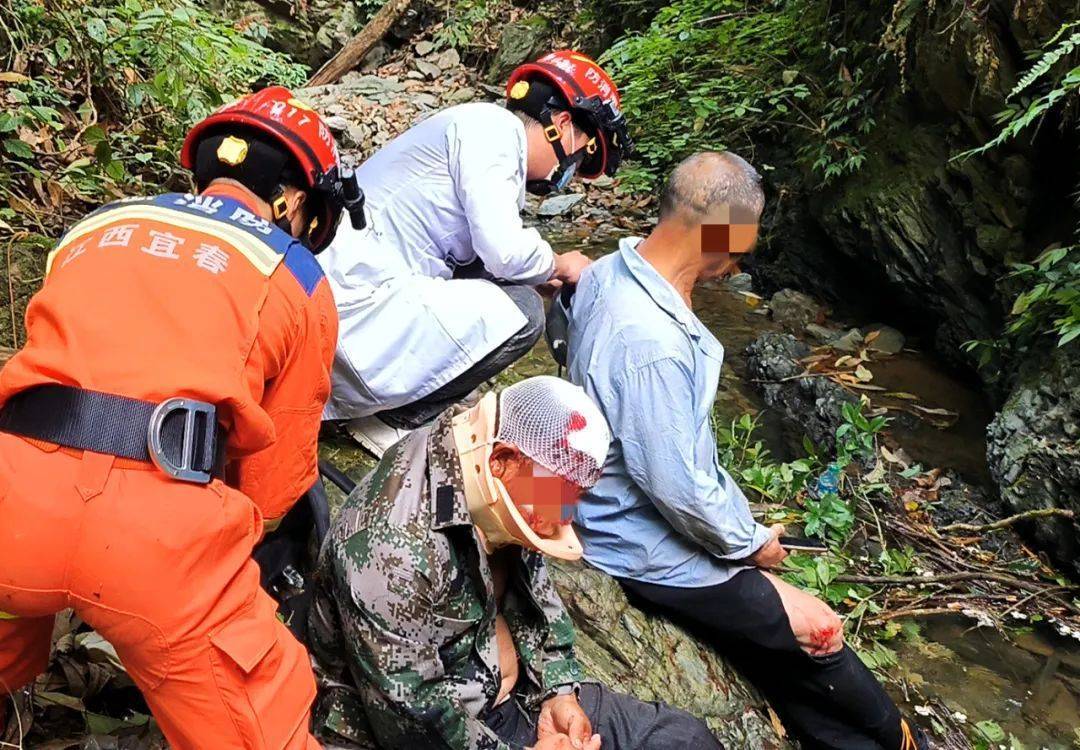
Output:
top-left (269, 186), bottom-right (322, 250)
top-left (526, 119), bottom-right (586, 196)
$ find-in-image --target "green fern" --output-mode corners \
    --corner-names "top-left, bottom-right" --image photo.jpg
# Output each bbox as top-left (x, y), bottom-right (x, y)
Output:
top-left (957, 21), bottom-right (1080, 160)
top-left (1011, 22), bottom-right (1080, 99)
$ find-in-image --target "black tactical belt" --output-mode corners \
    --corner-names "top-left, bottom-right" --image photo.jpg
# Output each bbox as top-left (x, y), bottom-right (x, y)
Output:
top-left (0, 384), bottom-right (225, 484)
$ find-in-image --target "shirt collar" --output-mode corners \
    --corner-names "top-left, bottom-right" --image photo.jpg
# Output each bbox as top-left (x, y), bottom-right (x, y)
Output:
top-left (427, 414), bottom-right (473, 530)
top-left (617, 237), bottom-right (701, 335)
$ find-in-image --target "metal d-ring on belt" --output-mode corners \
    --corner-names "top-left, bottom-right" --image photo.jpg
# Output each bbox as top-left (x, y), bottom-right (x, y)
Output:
top-left (0, 384), bottom-right (226, 484)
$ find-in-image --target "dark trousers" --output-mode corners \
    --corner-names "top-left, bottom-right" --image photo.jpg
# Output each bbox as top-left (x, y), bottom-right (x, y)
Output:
top-left (621, 570), bottom-right (904, 750)
top-left (483, 683), bottom-right (724, 750)
top-left (376, 283), bottom-right (545, 430)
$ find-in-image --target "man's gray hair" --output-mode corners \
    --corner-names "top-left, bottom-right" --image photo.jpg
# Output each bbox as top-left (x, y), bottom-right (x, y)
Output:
top-left (658, 151), bottom-right (765, 222)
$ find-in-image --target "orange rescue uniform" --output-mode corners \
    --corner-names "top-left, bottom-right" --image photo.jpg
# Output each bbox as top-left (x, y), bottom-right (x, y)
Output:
top-left (0, 184), bottom-right (336, 749)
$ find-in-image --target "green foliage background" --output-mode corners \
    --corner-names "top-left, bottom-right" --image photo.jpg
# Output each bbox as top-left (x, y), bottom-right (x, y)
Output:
top-left (0, 0), bottom-right (306, 237)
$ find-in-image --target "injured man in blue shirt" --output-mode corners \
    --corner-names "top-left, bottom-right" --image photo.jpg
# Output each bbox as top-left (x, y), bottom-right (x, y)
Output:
top-left (567, 151), bottom-right (930, 750)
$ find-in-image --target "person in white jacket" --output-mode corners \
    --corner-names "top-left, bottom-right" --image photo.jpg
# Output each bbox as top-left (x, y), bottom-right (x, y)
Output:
top-left (319, 50), bottom-right (632, 450)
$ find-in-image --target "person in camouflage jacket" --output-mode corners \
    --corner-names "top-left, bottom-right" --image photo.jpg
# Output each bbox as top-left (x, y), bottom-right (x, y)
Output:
top-left (308, 377), bottom-right (722, 750)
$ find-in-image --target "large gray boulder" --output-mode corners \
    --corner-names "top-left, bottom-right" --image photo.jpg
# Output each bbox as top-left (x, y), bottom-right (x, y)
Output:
top-left (986, 344), bottom-right (1080, 577)
top-left (552, 561), bottom-right (787, 749)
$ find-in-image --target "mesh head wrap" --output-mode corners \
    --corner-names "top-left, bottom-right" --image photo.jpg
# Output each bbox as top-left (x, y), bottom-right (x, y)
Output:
top-left (494, 376), bottom-right (611, 488)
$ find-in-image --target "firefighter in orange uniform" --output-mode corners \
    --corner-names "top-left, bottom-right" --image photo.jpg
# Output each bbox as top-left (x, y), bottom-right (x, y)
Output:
top-left (0, 87), bottom-right (362, 748)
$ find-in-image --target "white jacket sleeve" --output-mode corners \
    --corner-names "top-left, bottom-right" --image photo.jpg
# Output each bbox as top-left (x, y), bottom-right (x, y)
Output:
top-left (447, 115), bottom-right (555, 284)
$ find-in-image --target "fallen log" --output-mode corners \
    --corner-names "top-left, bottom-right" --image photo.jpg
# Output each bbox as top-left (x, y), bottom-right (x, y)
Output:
top-left (306, 0), bottom-right (414, 87)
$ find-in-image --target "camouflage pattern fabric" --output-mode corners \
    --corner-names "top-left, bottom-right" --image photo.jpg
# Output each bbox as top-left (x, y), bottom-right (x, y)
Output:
top-left (308, 412), bottom-right (587, 749)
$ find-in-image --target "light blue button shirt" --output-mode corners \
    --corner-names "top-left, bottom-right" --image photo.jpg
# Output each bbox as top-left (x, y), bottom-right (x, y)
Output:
top-left (568, 238), bottom-right (772, 587)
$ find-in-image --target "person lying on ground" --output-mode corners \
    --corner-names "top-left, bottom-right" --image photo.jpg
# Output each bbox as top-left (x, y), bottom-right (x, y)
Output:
top-left (307, 376), bottom-right (723, 750)
top-left (566, 151), bottom-right (930, 750)
top-left (318, 51), bottom-right (633, 454)
top-left (0, 87), bottom-right (354, 749)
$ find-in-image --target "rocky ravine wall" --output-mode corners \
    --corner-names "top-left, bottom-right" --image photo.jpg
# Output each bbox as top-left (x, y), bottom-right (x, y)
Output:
top-left (986, 345), bottom-right (1080, 577)
top-left (751, 0), bottom-right (1080, 569)
top-left (754, 0), bottom-right (1078, 367)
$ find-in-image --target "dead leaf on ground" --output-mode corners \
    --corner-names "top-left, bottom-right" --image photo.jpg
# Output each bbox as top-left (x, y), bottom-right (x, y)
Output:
top-left (0, 71), bottom-right (31, 85)
top-left (880, 445), bottom-right (912, 467)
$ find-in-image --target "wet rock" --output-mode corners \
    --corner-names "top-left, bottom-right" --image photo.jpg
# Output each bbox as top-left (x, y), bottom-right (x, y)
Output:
top-left (748, 2), bottom-right (1079, 372)
top-left (746, 332), bottom-right (858, 449)
top-left (829, 327), bottom-right (865, 353)
top-left (805, 323), bottom-right (841, 342)
top-left (487, 15), bottom-right (554, 81)
top-left (862, 325), bottom-right (906, 355)
top-left (538, 193), bottom-right (585, 217)
top-left (986, 345), bottom-right (1080, 577)
top-left (551, 561), bottom-right (787, 748)
top-left (768, 288), bottom-right (824, 334)
top-left (414, 40), bottom-right (435, 56)
top-left (727, 272), bottom-right (754, 293)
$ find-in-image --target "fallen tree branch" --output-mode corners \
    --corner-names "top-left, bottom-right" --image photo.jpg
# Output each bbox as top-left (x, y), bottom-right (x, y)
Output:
top-left (864, 607), bottom-right (960, 626)
top-left (938, 507), bottom-right (1076, 534)
top-left (306, 0), bottom-right (414, 87)
top-left (835, 571), bottom-right (1065, 593)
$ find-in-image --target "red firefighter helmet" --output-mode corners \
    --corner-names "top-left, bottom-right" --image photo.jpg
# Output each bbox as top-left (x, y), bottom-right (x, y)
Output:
top-left (506, 51), bottom-right (633, 179)
top-left (181, 86), bottom-right (359, 252)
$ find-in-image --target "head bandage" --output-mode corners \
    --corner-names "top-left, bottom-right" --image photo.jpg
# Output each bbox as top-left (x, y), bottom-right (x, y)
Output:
top-left (450, 377), bottom-right (611, 560)
top-left (495, 376), bottom-right (610, 488)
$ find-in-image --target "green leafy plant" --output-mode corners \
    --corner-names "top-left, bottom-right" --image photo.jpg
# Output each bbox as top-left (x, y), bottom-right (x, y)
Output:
top-left (835, 400), bottom-right (887, 465)
top-left (432, 0), bottom-right (502, 51)
top-left (958, 21), bottom-right (1080, 160)
top-left (877, 545), bottom-right (916, 576)
top-left (0, 0), bottom-right (307, 234)
top-left (600, 0), bottom-right (878, 189)
top-left (716, 413), bottom-right (819, 504)
top-left (964, 245), bottom-right (1080, 363)
top-left (782, 553), bottom-right (854, 605)
top-left (957, 20), bottom-right (1080, 364)
top-left (802, 491), bottom-right (855, 541)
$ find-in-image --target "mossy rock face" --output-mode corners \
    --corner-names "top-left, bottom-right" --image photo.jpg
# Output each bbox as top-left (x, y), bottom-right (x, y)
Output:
top-left (552, 561), bottom-right (789, 749)
top-left (753, 0), bottom-right (1076, 371)
top-left (486, 15), bottom-right (553, 82)
top-left (986, 344), bottom-right (1080, 577)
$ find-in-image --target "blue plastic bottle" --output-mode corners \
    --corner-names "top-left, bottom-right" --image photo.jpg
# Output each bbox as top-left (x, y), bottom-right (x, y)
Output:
top-left (813, 463), bottom-right (842, 497)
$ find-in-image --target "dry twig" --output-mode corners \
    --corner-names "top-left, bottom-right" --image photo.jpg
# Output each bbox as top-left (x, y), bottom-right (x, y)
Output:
top-left (938, 507), bottom-right (1075, 534)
